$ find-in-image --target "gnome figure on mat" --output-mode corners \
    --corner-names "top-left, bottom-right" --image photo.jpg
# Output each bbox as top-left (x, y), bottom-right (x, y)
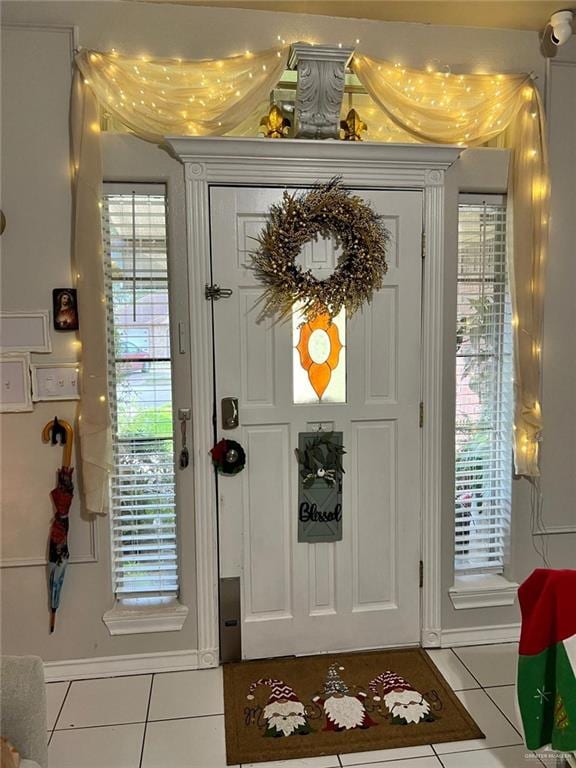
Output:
top-left (247, 678), bottom-right (312, 737)
top-left (369, 671), bottom-right (434, 725)
top-left (313, 664), bottom-right (376, 732)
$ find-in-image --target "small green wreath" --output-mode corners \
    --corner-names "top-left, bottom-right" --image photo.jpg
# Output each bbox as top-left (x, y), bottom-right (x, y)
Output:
top-left (295, 432), bottom-right (346, 489)
top-left (250, 178), bottom-right (389, 322)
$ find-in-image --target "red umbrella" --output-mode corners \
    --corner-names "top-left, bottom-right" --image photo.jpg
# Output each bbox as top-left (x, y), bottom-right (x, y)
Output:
top-left (42, 418), bottom-right (74, 633)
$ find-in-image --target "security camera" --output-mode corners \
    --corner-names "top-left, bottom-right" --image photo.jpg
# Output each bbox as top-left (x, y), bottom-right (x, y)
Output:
top-left (549, 10), bottom-right (574, 46)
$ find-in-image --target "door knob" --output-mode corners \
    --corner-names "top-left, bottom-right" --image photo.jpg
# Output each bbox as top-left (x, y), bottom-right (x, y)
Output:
top-left (222, 397), bottom-right (239, 429)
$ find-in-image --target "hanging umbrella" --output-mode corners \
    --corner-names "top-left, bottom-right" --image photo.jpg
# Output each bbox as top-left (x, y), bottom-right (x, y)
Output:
top-left (42, 418), bottom-right (74, 633)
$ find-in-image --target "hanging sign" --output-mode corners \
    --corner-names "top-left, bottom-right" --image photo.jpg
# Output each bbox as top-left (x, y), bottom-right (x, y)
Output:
top-left (296, 431), bottom-right (345, 543)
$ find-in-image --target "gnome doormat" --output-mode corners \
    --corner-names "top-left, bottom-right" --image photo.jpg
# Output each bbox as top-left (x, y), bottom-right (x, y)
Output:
top-left (223, 648), bottom-right (484, 765)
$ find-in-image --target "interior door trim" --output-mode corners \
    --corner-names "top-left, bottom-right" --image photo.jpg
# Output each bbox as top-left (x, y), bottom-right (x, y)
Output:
top-left (167, 138), bottom-right (461, 667)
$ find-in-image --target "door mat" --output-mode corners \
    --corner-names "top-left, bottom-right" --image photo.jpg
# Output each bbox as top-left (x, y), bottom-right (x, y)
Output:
top-left (223, 647), bottom-right (484, 765)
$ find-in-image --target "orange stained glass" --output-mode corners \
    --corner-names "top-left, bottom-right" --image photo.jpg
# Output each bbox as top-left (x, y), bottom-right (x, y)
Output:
top-left (295, 313), bottom-right (343, 400)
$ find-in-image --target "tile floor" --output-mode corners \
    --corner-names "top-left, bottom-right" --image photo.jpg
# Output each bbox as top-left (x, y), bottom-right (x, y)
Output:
top-left (46, 643), bottom-right (555, 768)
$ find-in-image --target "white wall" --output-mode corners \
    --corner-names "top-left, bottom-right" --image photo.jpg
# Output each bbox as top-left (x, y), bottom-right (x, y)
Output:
top-left (0, 23), bottom-right (198, 662)
top-left (1, 0), bottom-right (574, 663)
top-left (441, 38), bottom-right (576, 632)
top-left (540, 44), bottom-right (576, 538)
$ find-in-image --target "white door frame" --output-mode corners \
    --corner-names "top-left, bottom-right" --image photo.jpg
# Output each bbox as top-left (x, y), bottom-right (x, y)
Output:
top-left (166, 137), bottom-right (461, 668)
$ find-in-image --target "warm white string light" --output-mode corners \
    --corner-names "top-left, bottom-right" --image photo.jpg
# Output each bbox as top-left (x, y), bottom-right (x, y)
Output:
top-left (74, 42), bottom-right (548, 476)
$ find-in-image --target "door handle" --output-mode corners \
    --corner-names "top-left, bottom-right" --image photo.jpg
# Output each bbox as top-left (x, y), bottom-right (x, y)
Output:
top-left (222, 397), bottom-right (239, 429)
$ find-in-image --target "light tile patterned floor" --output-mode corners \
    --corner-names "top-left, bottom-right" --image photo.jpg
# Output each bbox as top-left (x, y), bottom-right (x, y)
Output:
top-left (46, 643), bottom-right (554, 768)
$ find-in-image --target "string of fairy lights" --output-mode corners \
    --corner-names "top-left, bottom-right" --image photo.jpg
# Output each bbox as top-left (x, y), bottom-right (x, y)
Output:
top-left (72, 40), bottom-right (547, 469)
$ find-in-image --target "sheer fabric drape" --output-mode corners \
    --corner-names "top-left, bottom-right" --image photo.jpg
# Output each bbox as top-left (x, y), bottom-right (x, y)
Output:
top-left (71, 46), bottom-right (547, 514)
top-left (71, 46), bottom-right (288, 513)
top-left (71, 68), bottom-right (112, 514)
top-left (75, 47), bottom-right (289, 142)
top-left (353, 54), bottom-right (548, 476)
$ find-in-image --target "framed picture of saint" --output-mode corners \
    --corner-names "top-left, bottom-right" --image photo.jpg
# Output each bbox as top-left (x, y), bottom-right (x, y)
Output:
top-left (52, 289), bottom-right (79, 331)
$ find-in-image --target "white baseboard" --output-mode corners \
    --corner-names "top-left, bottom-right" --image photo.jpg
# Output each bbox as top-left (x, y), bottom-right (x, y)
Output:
top-left (42, 623), bottom-right (521, 680)
top-left (441, 623), bottom-right (521, 648)
top-left (44, 649), bottom-right (200, 682)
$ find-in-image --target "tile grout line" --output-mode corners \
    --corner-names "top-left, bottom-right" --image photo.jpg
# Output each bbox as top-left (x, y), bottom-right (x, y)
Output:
top-left (447, 647), bottom-right (486, 690)
top-left (435, 743), bottom-right (526, 756)
top-left (138, 672), bottom-right (155, 768)
top-left (51, 710), bottom-right (226, 733)
top-left (338, 753), bottom-right (448, 766)
top-left (52, 720), bottom-right (147, 732)
top-left (428, 645), bottom-right (523, 761)
top-left (147, 711), bottom-right (225, 723)
top-left (430, 743), bottom-right (446, 767)
top-left (450, 648), bottom-right (482, 691)
top-left (49, 679), bottom-right (72, 740)
top-left (447, 645), bottom-right (527, 750)
top-left (424, 649), bottom-right (479, 694)
top-left (483, 684), bottom-right (525, 739)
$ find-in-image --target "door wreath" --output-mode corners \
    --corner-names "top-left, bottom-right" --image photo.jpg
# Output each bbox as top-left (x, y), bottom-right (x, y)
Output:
top-left (250, 178), bottom-right (389, 321)
top-left (210, 439), bottom-right (246, 475)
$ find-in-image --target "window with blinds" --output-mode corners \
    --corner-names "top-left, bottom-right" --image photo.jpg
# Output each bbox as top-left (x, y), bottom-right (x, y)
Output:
top-left (101, 183), bottom-right (178, 598)
top-left (455, 196), bottom-right (513, 574)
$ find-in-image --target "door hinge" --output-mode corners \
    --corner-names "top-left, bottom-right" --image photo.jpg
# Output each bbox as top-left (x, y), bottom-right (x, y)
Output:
top-left (419, 560), bottom-right (424, 588)
top-left (421, 231), bottom-right (426, 259)
top-left (419, 401), bottom-right (424, 428)
top-left (205, 284), bottom-right (233, 301)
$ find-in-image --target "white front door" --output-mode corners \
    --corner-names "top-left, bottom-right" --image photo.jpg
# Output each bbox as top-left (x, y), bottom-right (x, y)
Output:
top-left (211, 186), bottom-right (423, 660)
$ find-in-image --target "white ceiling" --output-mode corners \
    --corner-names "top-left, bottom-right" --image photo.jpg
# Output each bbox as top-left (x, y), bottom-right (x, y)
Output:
top-left (134, 1), bottom-right (572, 32)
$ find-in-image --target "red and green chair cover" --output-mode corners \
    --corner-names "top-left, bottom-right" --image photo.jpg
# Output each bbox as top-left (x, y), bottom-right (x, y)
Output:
top-left (518, 568), bottom-right (576, 751)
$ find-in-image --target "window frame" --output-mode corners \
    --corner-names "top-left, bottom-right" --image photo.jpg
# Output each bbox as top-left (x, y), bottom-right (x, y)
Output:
top-left (453, 193), bottom-right (514, 576)
top-left (449, 191), bottom-right (519, 610)
top-left (100, 171), bottom-right (191, 635)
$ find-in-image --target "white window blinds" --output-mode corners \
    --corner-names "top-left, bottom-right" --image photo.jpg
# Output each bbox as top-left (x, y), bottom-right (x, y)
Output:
top-left (455, 196), bottom-right (513, 574)
top-left (102, 184), bottom-right (178, 597)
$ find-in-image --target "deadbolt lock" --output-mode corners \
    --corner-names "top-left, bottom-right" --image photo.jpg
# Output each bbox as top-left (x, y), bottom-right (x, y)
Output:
top-left (222, 397), bottom-right (239, 429)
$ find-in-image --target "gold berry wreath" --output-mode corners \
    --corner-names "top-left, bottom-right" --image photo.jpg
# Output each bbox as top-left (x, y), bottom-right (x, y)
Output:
top-left (250, 178), bottom-right (389, 321)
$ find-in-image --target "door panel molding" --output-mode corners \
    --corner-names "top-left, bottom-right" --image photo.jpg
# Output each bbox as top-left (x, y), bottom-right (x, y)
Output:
top-left (350, 420), bottom-right (397, 613)
top-left (169, 139), bottom-right (461, 666)
top-left (242, 423), bottom-right (293, 621)
top-left (239, 288), bottom-right (275, 407)
top-left (364, 286), bottom-right (398, 404)
top-left (308, 543), bottom-right (337, 616)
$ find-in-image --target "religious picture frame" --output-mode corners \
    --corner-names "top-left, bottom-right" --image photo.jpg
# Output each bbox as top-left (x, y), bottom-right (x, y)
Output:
top-left (52, 289), bottom-right (79, 331)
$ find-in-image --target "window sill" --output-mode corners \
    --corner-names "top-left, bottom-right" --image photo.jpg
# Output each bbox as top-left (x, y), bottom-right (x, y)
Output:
top-left (449, 574), bottom-right (519, 610)
top-left (103, 597), bottom-right (189, 636)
